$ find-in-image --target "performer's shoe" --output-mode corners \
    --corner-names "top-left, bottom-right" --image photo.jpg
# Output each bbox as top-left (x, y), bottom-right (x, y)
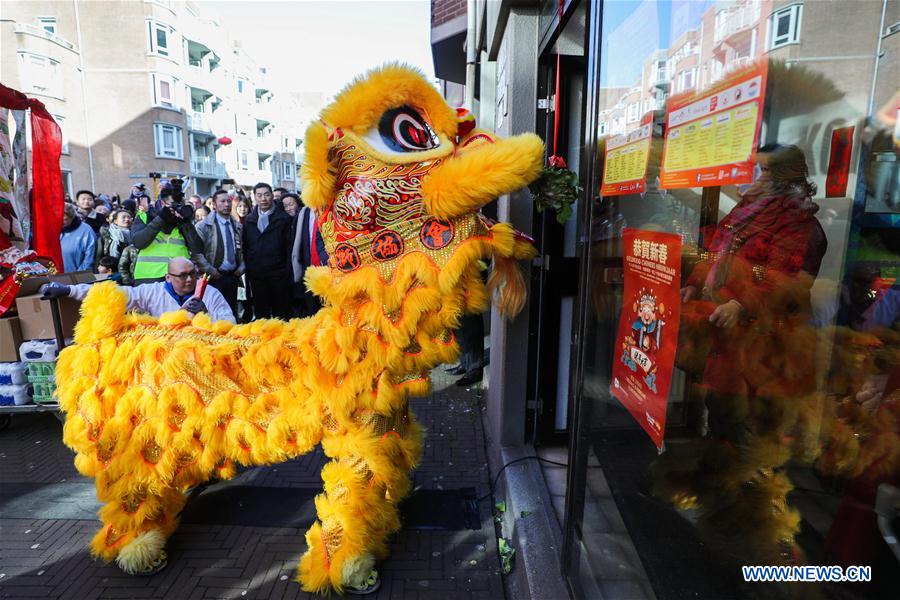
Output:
top-left (345, 569), bottom-right (381, 595)
top-left (445, 364), bottom-right (466, 375)
top-left (455, 370), bottom-right (483, 387)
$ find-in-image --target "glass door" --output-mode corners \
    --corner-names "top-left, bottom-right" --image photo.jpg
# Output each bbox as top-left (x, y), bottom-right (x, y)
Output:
top-left (565, 1), bottom-right (899, 598)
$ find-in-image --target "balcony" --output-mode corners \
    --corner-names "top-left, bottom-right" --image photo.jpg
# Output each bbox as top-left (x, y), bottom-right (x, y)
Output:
top-left (714, 3), bottom-right (761, 45)
top-left (14, 23), bottom-right (77, 52)
top-left (184, 65), bottom-right (221, 99)
top-left (187, 111), bottom-right (216, 137)
top-left (190, 156), bottom-right (226, 178)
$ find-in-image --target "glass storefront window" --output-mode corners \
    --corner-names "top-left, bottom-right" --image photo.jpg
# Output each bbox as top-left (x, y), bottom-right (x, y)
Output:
top-left (566, 0), bottom-right (899, 598)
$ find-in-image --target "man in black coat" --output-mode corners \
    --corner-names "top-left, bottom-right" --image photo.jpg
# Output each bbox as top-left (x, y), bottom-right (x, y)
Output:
top-left (242, 182), bottom-right (293, 320)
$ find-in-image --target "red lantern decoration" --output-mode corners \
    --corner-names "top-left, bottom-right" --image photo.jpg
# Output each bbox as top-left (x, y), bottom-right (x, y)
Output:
top-left (217, 136), bottom-right (232, 145)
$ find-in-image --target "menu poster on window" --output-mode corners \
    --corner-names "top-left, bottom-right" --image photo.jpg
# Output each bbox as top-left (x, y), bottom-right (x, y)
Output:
top-left (601, 123), bottom-right (652, 196)
top-left (610, 228), bottom-right (682, 451)
top-left (660, 63), bottom-right (768, 189)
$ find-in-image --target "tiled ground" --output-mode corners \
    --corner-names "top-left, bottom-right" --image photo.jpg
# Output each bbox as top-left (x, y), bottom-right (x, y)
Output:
top-left (0, 371), bottom-right (504, 600)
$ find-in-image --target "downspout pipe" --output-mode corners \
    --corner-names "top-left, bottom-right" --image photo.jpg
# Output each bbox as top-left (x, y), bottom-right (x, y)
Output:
top-left (867, 0), bottom-right (888, 118)
top-left (464, 0), bottom-right (477, 111)
top-left (72, 0), bottom-right (96, 191)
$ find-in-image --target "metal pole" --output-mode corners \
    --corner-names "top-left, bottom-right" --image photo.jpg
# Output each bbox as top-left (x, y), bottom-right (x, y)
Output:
top-left (867, 0), bottom-right (888, 118)
top-left (464, 0), bottom-right (477, 111)
top-left (72, 0), bottom-right (96, 191)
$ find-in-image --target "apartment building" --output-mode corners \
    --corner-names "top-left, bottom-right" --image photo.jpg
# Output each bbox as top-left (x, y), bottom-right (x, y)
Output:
top-left (0, 0), bottom-right (305, 198)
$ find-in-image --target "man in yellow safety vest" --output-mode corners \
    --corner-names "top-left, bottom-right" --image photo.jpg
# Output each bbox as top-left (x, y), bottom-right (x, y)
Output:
top-left (131, 183), bottom-right (205, 282)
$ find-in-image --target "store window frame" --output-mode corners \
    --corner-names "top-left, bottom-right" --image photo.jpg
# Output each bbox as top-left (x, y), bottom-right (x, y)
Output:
top-left (153, 122), bottom-right (183, 160)
top-left (766, 4), bottom-right (803, 51)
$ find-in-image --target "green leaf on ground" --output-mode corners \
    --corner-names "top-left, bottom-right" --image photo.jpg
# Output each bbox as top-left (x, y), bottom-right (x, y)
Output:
top-left (520, 510), bottom-right (531, 518)
top-left (498, 537), bottom-right (516, 575)
top-left (494, 500), bottom-right (506, 514)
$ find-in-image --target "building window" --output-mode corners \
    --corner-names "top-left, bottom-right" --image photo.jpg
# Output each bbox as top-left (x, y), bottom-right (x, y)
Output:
top-left (627, 102), bottom-right (640, 123)
top-left (237, 79), bottom-right (244, 94)
top-left (147, 20), bottom-right (175, 57)
top-left (37, 17), bottom-right (57, 34)
top-left (61, 170), bottom-right (72, 198)
top-left (768, 5), bottom-right (802, 50)
top-left (240, 150), bottom-right (249, 169)
top-left (17, 52), bottom-right (62, 98)
top-left (153, 123), bottom-right (183, 159)
top-left (151, 73), bottom-right (178, 109)
top-left (281, 162), bottom-right (294, 181)
top-left (53, 115), bottom-right (69, 154)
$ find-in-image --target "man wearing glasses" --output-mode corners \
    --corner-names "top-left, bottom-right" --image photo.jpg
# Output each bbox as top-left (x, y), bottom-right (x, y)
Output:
top-left (39, 257), bottom-right (235, 323)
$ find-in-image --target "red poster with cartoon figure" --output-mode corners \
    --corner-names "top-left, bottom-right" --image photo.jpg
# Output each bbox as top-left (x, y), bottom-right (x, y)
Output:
top-left (610, 229), bottom-right (682, 450)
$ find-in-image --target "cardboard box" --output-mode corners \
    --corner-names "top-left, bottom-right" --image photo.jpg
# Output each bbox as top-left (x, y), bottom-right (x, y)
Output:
top-left (10, 271), bottom-right (97, 342)
top-left (15, 294), bottom-right (82, 341)
top-left (0, 316), bottom-right (23, 361)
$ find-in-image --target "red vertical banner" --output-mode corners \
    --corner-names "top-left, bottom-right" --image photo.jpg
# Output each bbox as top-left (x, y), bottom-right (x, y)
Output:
top-left (610, 229), bottom-right (682, 450)
top-left (825, 126), bottom-right (854, 198)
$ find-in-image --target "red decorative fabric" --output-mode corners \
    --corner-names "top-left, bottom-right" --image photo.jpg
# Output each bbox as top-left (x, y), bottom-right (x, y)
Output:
top-left (0, 84), bottom-right (64, 270)
top-left (310, 218), bottom-right (323, 267)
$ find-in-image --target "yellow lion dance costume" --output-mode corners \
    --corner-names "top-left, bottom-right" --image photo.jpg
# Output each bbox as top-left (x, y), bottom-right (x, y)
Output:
top-left (54, 65), bottom-right (543, 593)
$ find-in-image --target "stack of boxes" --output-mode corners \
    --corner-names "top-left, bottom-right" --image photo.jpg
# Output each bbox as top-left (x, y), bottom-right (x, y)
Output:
top-left (0, 273), bottom-right (92, 409)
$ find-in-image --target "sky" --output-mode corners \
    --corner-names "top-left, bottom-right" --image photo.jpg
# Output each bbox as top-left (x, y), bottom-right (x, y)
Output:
top-left (208, 0), bottom-right (435, 107)
top-left (599, 0), bottom-right (711, 88)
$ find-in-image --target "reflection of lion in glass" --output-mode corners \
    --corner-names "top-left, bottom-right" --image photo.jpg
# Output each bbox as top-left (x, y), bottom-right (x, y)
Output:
top-left (658, 145), bottom-right (900, 566)
top-left (54, 65), bottom-right (543, 593)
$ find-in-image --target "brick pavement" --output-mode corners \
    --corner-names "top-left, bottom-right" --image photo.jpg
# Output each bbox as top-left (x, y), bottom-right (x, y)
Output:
top-left (0, 371), bottom-right (504, 600)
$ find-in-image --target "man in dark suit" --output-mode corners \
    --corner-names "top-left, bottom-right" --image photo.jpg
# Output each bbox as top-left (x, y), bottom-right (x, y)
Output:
top-left (242, 182), bottom-right (293, 320)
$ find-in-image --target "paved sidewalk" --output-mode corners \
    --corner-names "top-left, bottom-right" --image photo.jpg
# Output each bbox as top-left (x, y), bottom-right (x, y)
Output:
top-left (0, 371), bottom-right (504, 600)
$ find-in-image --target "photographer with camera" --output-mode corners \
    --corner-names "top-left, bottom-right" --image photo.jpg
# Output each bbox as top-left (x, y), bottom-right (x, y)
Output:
top-left (131, 180), bottom-right (205, 282)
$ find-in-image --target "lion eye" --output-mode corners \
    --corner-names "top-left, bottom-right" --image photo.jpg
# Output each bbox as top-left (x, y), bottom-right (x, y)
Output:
top-left (377, 105), bottom-right (439, 152)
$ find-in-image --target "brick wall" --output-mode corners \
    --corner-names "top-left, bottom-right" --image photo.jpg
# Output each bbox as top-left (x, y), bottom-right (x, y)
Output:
top-left (431, 0), bottom-right (467, 27)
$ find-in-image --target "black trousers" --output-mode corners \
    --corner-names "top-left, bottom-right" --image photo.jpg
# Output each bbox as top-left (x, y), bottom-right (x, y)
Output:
top-left (293, 288), bottom-right (322, 319)
top-left (455, 313), bottom-right (485, 376)
top-left (209, 272), bottom-right (240, 320)
top-left (248, 271), bottom-right (292, 320)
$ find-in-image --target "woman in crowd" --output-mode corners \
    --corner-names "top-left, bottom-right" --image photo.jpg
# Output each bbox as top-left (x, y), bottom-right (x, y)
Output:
top-left (95, 209), bottom-right (133, 265)
top-left (194, 206), bottom-right (211, 223)
top-left (281, 193), bottom-right (300, 218)
top-left (232, 196), bottom-right (252, 224)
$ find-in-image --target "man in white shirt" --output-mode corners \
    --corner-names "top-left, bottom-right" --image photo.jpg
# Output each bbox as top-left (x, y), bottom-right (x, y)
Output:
top-left (40, 257), bottom-right (236, 323)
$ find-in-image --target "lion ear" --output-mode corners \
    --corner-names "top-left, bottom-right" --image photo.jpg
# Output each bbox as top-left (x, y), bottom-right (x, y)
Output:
top-left (300, 121), bottom-right (335, 210)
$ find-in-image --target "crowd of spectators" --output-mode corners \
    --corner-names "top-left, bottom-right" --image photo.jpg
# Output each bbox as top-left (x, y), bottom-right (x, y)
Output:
top-left (58, 181), bottom-right (325, 322)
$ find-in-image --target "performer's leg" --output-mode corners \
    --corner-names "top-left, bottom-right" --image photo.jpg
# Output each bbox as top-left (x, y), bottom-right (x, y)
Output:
top-left (91, 484), bottom-right (188, 575)
top-left (298, 411), bottom-right (423, 593)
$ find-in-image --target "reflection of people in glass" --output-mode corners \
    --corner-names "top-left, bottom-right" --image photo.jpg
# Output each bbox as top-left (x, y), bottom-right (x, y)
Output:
top-left (658, 144), bottom-right (830, 564)
top-left (681, 144), bottom-right (827, 399)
